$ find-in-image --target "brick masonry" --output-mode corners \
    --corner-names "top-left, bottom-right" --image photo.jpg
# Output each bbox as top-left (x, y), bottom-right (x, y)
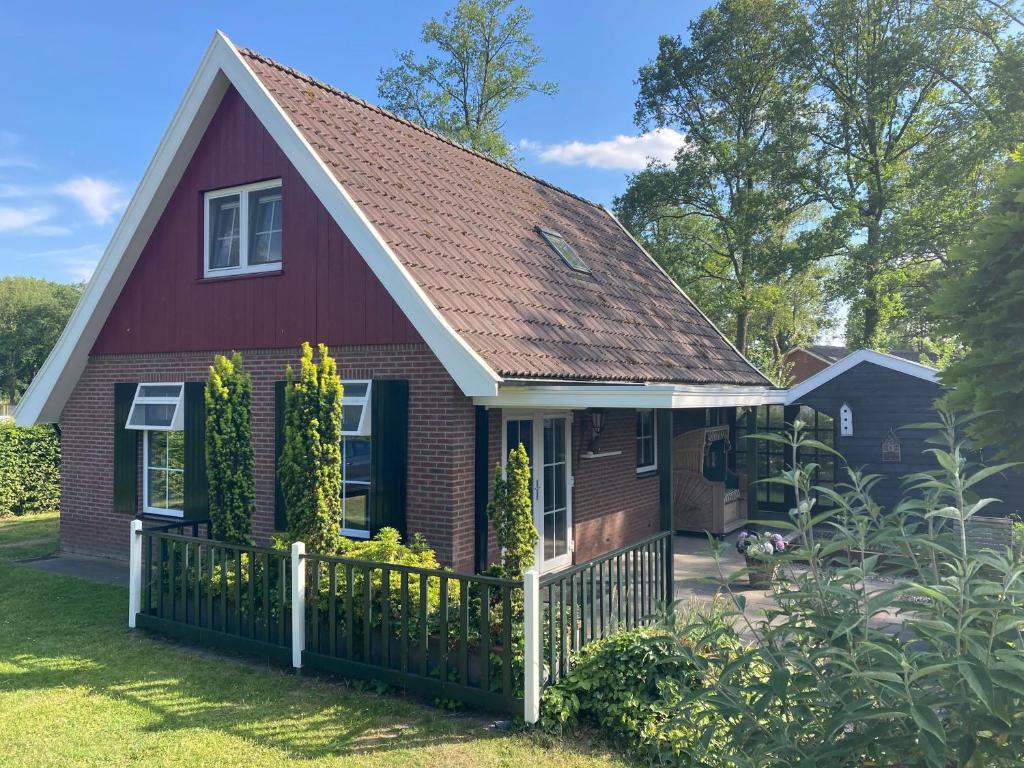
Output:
top-left (60, 343), bottom-right (479, 570)
top-left (484, 406), bottom-right (660, 568)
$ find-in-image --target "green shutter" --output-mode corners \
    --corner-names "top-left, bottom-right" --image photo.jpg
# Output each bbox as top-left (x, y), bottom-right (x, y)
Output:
top-left (474, 406), bottom-right (489, 573)
top-left (182, 382), bottom-right (208, 520)
top-left (274, 380), bottom-right (287, 531)
top-left (113, 383), bottom-right (139, 514)
top-left (369, 379), bottom-right (409, 538)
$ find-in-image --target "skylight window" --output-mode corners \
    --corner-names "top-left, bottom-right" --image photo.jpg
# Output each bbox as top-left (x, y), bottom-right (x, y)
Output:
top-left (537, 227), bottom-right (590, 274)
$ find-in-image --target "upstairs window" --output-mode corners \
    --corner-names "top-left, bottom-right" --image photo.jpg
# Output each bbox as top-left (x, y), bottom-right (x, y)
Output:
top-left (204, 180), bottom-right (283, 277)
top-left (537, 226), bottom-right (590, 274)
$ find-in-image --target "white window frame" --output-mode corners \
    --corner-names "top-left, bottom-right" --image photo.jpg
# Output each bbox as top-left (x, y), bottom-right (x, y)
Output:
top-left (203, 179), bottom-right (283, 278)
top-left (125, 382), bottom-right (185, 431)
top-left (341, 380), bottom-right (373, 538)
top-left (143, 430), bottom-right (185, 518)
top-left (340, 380), bottom-right (372, 437)
top-left (636, 409), bottom-right (657, 474)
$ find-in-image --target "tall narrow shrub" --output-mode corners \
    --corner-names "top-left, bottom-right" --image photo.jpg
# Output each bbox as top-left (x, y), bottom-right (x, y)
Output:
top-left (487, 444), bottom-right (537, 578)
top-left (279, 342), bottom-right (343, 555)
top-left (205, 352), bottom-right (254, 543)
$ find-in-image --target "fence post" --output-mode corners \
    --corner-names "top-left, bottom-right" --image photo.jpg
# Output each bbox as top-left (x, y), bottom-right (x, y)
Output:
top-left (128, 520), bottom-right (143, 629)
top-left (523, 568), bottom-right (541, 725)
top-left (291, 541), bottom-right (306, 670)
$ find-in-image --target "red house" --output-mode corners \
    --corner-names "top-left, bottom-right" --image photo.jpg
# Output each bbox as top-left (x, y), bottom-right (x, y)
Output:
top-left (16, 33), bottom-right (782, 574)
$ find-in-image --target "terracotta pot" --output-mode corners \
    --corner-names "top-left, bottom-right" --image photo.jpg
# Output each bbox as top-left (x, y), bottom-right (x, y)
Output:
top-left (745, 555), bottom-right (777, 589)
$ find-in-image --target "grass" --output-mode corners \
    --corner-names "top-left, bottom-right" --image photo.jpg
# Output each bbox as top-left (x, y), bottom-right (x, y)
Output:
top-left (0, 510), bottom-right (59, 560)
top-left (0, 514), bottom-right (626, 768)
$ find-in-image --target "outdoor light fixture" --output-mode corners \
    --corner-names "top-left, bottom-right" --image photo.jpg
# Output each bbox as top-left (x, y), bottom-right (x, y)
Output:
top-left (589, 408), bottom-right (607, 452)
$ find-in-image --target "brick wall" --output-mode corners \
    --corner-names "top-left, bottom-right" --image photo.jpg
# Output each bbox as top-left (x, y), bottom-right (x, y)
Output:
top-left (483, 407), bottom-right (661, 568)
top-left (59, 343), bottom-right (478, 569)
top-left (784, 349), bottom-right (830, 385)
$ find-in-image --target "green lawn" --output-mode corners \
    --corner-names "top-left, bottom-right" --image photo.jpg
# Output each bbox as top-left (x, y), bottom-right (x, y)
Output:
top-left (0, 510), bottom-right (59, 560)
top-left (0, 514), bottom-right (624, 768)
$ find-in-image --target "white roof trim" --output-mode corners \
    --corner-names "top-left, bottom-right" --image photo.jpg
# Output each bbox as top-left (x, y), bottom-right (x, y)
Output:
top-left (785, 349), bottom-right (939, 405)
top-left (16, 31), bottom-right (500, 426)
top-left (475, 382), bottom-right (786, 410)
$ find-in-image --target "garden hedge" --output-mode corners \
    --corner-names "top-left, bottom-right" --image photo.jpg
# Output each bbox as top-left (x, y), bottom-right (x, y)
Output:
top-left (0, 421), bottom-right (60, 516)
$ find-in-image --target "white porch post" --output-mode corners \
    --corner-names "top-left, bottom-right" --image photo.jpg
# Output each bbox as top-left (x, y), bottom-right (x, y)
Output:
top-left (523, 567), bottom-right (541, 725)
top-left (290, 541), bottom-right (306, 670)
top-left (128, 519), bottom-right (143, 628)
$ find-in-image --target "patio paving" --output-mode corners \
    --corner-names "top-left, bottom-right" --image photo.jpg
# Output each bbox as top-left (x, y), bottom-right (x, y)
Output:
top-left (672, 532), bottom-right (906, 636)
top-left (18, 553), bottom-right (128, 587)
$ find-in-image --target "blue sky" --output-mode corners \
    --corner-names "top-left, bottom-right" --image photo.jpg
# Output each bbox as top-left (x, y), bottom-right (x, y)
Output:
top-left (0, 0), bottom-right (708, 284)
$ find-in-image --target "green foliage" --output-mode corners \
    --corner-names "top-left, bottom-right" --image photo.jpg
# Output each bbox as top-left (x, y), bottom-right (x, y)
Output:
top-left (937, 159), bottom-right (1024, 461)
top-left (660, 405), bottom-right (1024, 767)
top-left (486, 444), bottom-right (537, 579)
top-left (377, 0), bottom-right (556, 164)
top-left (279, 342), bottom-right (343, 555)
top-left (0, 422), bottom-right (60, 516)
top-left (204, 352), bottom-right (254, 543)
top-left (0, 276), bottom-right (82, 403)
top-left (618, 0), bottom-right (820, 360)
top-left (541, 604), bottom-right (749, 766)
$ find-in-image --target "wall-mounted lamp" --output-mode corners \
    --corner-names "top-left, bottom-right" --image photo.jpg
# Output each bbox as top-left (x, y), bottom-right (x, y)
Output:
top-left (589, 409), bottom-right (607, 453)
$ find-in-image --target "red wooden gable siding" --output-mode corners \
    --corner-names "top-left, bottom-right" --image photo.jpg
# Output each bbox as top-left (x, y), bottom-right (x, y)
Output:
top-left (92, 87), bottom-right (420, 355)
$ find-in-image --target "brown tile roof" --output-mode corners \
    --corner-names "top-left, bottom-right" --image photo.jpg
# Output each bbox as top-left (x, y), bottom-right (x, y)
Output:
top-left (240, 48), bottom-right (769, 387)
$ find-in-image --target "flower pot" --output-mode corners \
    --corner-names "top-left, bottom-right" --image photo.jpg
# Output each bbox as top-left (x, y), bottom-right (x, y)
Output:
top-left (745, 555), bottom-right (777, 589)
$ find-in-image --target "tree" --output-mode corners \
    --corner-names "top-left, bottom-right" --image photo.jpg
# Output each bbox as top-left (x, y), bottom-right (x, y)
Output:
top-left (807, 0), bottom-right (1016, 348)
top-left (935, 158), bottom-right (1024, 460)
top-left (205, 352), bottom-right (254, 543)
top-left (279, 343), bottom-right (343, 554)
top-left (377, 0), bottom-right (556, 164)
top-left (0, 277), bottom-right (82, 403)
top-left (616, 0), bottom-right (819, 355)
top-left (487, 444), bottom-right (536, 578)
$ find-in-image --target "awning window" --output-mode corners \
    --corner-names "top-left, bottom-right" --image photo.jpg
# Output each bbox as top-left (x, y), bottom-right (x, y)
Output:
top-left (341, 380), bottom-right (372, 436)
top-left (126, 382), bottom-right (185, 431)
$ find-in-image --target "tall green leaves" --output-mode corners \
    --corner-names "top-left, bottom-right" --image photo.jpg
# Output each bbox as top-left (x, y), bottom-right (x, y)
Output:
top-left (204, 352), bottom-right (254, 544)
top-left (487, 444), bottom-right (537, 579)
top-left (279, 342), bottom-right (342, 555)
top-left (663, 405), bottom-right (1024, 767)
top-left (377, 0), bottom-right (556, 164)
top-left (935, 159), bottom-right (1024, 461)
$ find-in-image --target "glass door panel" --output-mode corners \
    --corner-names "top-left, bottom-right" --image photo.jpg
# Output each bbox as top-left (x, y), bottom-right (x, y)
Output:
top-left (541, 416), bottom-right (571, 570)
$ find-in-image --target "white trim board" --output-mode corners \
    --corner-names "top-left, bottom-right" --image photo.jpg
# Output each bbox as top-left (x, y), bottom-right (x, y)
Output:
top-left (476, 382), bottom-right (787, 410)
top-left (16, 31), bottom-right (500, 427)
top-left (785, 349), bottom-right (939, 405)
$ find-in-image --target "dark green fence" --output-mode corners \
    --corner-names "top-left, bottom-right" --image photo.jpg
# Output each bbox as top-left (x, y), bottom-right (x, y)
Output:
top-left (539, 531), bottom-right (672, 685)
top-left (302, 552), bottom-right (524, 715)
top-left (136, 529), bottom-right (293, 663)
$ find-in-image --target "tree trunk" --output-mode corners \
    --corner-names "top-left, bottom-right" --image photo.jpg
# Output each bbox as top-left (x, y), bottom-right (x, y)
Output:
top-left (735, 311), bottom-right (749, 354)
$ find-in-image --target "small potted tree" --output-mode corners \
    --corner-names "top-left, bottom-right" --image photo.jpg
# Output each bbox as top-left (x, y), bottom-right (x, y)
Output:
top-left (736, 530), bottom-right (786, 588)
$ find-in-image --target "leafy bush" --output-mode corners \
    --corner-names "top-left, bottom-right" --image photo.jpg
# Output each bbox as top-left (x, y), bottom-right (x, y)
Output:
top-left (1013, 516), bottom-right (1024, 560)
top-left (0, 422), bottom-right (60, 516)
top-left (664, 403), bottom-right (1024, 768)
top-left (542, 600), bottom-right (748, 765)
top-left (205, 352), bottom-right (254, 543)
top-left (487, 443), bottom-right (537, 578)
top-left (279, 342), bottom-right (343, 555)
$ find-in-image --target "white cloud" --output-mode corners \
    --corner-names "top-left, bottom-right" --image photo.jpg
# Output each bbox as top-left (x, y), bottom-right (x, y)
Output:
top-left (522, 128), bottom-right (688, 171)
top-left (18, 243), bottom-right (103, 282)
top-left (56, 177), bottom-right (126, 224)
top-left (0, 205), bottom-right (53, 233)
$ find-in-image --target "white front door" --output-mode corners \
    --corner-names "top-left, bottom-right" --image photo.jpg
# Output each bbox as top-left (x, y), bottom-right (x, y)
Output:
top-left (503, 412), bottom-right (573, 573)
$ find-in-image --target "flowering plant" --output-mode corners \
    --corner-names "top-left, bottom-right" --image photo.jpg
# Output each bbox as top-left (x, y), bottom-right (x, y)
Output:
top-left (736, 530), bottom-right (785, 559)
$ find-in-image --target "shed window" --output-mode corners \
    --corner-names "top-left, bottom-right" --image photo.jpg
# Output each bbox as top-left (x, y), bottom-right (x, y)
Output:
top-left (204, 180), bottom-right (283, 277)
top-left (341, 381), bottom-right (373, 538)
top-left (537, 226), bottom-right (590, 273)
top-left (636, 409), bottom-right (657, 473)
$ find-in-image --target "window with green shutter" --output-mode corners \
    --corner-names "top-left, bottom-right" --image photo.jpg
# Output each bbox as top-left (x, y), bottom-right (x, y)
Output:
top-left (113, 383), bottom-right (139, 514)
